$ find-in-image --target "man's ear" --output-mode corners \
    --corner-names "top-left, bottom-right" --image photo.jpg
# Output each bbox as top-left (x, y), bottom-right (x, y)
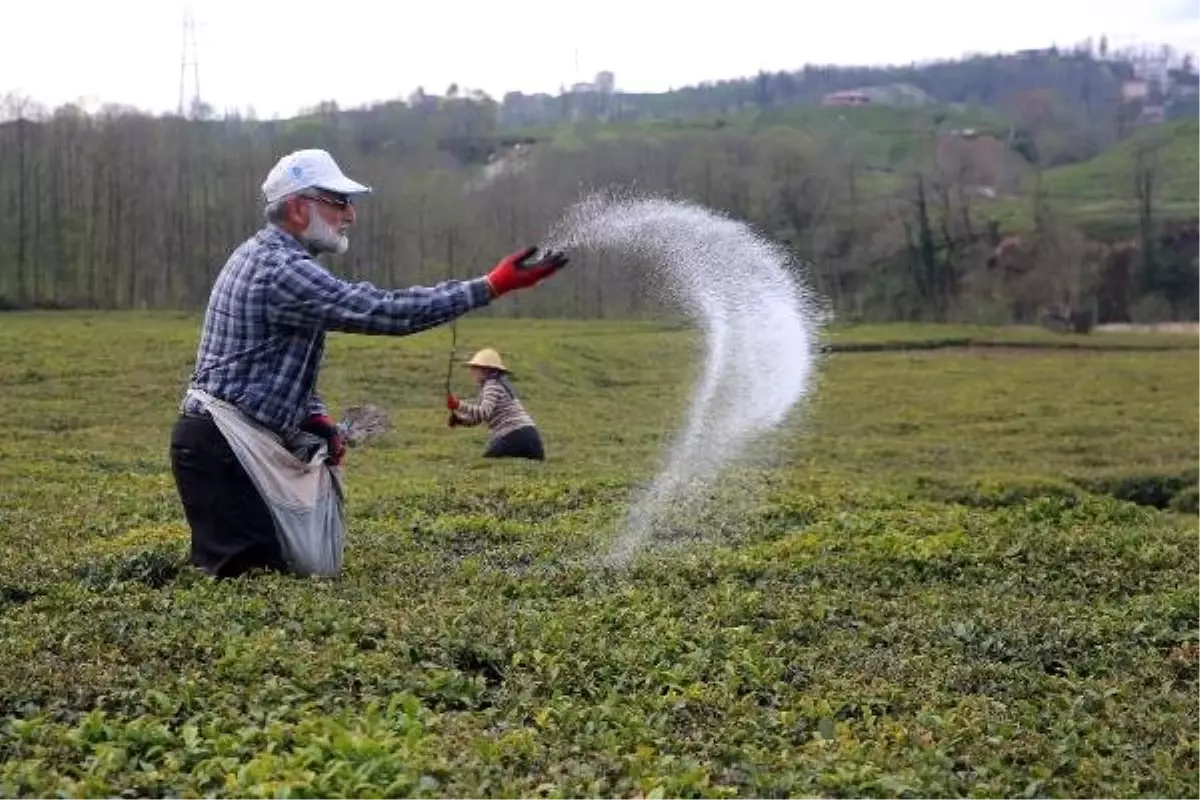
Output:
top-left (286, 196), bottom-right (309, 228)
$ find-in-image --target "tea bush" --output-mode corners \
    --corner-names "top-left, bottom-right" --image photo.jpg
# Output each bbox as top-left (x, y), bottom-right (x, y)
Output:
top-left (1, 313), bottom-right (1196, 797)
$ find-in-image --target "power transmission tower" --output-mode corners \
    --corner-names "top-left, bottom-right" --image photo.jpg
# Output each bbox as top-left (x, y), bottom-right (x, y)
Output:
top-left (178, 8), bottom-right (201, 117)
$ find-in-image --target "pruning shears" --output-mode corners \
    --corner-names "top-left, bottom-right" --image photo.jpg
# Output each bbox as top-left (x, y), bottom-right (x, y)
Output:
top-left (445, 317), bottom-right (457, 397)
top-left (444, 275), bottom-right (459, 427)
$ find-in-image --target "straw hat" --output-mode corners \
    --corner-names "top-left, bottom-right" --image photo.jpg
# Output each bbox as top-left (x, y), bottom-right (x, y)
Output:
top-left (463, 347), bottom-right (509, 372)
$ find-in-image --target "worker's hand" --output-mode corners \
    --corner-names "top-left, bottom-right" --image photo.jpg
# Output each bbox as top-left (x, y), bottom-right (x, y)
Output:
top-left (446, 393), bottom-right (460, 410)
top-left (485, 246), bottom-right (569, 297)
top-left (299, 413), bottom-right (346, 466)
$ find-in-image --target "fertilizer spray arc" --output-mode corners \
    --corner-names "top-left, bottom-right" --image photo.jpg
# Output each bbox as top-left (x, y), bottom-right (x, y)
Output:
top-left (539, 191), bottom-right (825, 564)
top-left (432, 193), bottom-right (823, 564)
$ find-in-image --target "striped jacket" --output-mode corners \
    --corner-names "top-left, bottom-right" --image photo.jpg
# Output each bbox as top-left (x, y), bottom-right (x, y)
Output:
top-left (453, 379), bottom-right (536, 439)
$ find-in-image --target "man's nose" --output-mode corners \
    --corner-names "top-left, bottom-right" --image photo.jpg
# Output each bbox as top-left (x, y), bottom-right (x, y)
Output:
top-left (344, 204), bottom-right (357, 224)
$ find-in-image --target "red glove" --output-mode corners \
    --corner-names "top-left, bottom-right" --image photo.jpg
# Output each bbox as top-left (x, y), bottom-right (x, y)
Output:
top-left (446, 393), bottom-right (460, 410)
top-left (485, 246), bottom-right (569, 297)
top-left (299, 413), bottom-right (346, 466)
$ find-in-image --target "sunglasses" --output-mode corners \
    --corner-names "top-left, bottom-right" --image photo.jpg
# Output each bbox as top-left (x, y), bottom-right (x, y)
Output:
top-left (301, 191), bottom-right (352, 210)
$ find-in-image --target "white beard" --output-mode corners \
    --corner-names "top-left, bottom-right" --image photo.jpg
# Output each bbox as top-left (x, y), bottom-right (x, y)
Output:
top-left (301, 209), bottom-right (349, 255)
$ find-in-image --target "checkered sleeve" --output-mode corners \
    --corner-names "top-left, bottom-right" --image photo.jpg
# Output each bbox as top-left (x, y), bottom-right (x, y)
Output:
top-left (306, 392), bottom-right (328, 418)
top-left (268, 256), bottom-right (493, 335)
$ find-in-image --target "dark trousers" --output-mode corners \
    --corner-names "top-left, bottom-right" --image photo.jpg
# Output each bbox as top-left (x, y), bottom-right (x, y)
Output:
top-left (484, 425), bottom-right (545, 461)
top-left (169, 414), bottom-right (285, 578)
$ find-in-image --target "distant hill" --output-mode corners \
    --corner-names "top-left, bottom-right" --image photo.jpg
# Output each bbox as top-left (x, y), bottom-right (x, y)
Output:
top-left (501, 46), bottom-right (1139, 132)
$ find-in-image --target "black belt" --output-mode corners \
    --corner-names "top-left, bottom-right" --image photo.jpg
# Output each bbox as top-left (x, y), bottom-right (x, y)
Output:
top-left (181, 407), bottom-right (289, 438)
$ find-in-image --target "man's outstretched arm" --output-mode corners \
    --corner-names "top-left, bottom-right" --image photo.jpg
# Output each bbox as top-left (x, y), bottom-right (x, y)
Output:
top-left (267, 246), bottom-right (567, 335)
top-left (269, 258), bottom-right (491, 336)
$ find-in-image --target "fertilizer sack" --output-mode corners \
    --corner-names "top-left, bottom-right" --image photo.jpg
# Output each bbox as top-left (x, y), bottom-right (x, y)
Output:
top-left (186, 389), bottom-right (346, 577)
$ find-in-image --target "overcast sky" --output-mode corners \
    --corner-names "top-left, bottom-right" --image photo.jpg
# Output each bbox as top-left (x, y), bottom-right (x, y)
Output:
top-left (6, 0), bottom-right (1198, 118)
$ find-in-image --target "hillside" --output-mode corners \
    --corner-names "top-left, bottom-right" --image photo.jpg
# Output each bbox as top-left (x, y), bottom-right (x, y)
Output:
top-left (981, 119), bottom-right (1199, 238)
top-left (1041, 118), bottom-right (1200, 236)
top-left (505, 102), bottom-right (1008, 166)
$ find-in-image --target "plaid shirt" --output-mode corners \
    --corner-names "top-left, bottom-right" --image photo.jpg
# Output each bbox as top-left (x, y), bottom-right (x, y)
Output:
top-left (182, 224), bottom-right (492, 433)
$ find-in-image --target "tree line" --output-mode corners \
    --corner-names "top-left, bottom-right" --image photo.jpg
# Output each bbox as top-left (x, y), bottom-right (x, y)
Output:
top-left (0, 51), bottom-right (1195, 324)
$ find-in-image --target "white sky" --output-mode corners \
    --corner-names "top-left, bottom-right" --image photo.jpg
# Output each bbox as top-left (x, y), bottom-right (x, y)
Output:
top-left (6, 0), bottom-right (1198, 119)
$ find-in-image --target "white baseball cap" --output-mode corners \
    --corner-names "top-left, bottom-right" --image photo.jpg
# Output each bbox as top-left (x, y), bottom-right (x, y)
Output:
top-left (261, 148), bottom-right (372, 204)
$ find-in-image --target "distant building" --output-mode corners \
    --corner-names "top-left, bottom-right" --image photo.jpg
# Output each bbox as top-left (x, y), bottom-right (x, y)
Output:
top-left (1122, 80), bottom-right (1149, 101)
top-left (1168, 68), bottom-right (1199, 97)
top-left (572, 71), bottom-right (616, 95)
top-left (822, 90), bottom-right (870, 106)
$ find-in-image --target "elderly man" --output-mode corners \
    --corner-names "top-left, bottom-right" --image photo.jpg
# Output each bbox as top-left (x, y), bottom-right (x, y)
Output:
top-left (170, 148), bottom-right (567, 578)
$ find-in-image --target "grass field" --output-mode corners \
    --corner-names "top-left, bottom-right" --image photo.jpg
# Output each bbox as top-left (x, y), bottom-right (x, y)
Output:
top-left (1, 312), bottom-right (1197, 798)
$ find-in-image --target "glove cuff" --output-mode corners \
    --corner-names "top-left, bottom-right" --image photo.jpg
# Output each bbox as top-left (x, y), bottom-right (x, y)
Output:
top-left (484, 274), bottom-right (507, 298)
top-left (300, 413), bottom-right (339, 438)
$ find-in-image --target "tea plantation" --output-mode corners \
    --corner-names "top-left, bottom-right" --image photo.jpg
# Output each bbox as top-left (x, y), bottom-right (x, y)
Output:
top-left (1, 313), bottom-right (1196, 797)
